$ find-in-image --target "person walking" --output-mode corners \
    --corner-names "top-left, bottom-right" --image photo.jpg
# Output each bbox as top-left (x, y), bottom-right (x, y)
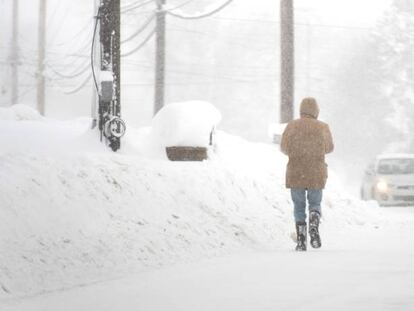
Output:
top-left (280, 97), bottom-right (334, 251)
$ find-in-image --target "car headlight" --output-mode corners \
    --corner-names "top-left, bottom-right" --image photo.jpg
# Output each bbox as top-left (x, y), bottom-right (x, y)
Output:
top-left (376, 180), bottom-right (388, 193)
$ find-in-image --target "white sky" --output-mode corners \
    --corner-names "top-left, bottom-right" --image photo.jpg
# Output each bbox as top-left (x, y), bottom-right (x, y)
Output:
top-left (296, 0), bottom-right (392, 26)
top-left (0, 0), bottom-right (394, 126)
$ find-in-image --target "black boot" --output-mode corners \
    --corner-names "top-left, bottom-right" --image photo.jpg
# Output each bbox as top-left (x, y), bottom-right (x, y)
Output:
top-left (309, 211), bottom-right (321, 248)
top-left (295, 222), bottom-right (307, 251)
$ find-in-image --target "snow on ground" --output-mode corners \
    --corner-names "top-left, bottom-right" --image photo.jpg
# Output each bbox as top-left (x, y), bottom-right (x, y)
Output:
top-left (0, 104), bottom-right (385, 306)
top-left (2, 209), bottom-right (414, 311)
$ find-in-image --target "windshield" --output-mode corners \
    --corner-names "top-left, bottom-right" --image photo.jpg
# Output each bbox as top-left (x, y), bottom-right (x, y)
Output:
top-left (377, 158), bottom-right (414, 175)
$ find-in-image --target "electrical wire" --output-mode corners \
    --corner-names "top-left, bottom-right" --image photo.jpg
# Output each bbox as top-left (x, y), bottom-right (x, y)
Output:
top-left (46, 1), bottom-right (68, 48)
top-left (46, 62), bottom-right (91, 79)
top-left (168, 27), bottom-right (274, 49)
top-left (121, 0), bottom-right (155, 14)
top-left (53, 18), bottom-right (94, 47)
top-left (119, 60), bottom-right (277, 82)
top-left (164, 0), bottom-right (196, 12)
top-left (91, 6), bottom-right (101, 95)
top-left (45, 36), bottom-right (92, 74)
top-left (122, 0), bottom-right (151, 10)
top-left (44, 56), bottom-right (90, 82)
top-left (121, 28), bottom-right (156, 57)
top-left (121, 14), bottom-right (155, 44)
top-left (62, 73), bottom-right (92, 94)
top-left (211, 16), bottom-right (372, 30)
top-left (166, 0), bottom-right (233, 20)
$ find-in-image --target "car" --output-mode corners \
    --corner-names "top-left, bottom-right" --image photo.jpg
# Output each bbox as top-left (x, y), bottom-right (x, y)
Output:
top-left (361, 154), bottom-right (414, 206)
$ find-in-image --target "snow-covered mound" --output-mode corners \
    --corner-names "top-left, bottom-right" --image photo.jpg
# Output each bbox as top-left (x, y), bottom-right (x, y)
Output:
top-left (120, 101), bottom-right (221, 160)
top-left (0, 105), bottom-right (382, 301)
top-left (0, 104), bottom-right (45, 121)
top-left (152, 100), bottom-right (221, 147)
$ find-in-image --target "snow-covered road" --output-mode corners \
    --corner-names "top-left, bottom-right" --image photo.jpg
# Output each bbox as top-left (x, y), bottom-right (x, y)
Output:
top-left (3, 207), bottom-right (414, 311)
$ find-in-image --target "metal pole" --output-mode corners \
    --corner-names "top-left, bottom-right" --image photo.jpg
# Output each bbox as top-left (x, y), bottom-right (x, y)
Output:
top-left (10, 0), bottom-right (19, 106)
top-left (280, 0), bottom-right (294, 123)
top-left (37, 0), bottom-right (47, 115)
top-left (154, 0), bottom-right (166, 115)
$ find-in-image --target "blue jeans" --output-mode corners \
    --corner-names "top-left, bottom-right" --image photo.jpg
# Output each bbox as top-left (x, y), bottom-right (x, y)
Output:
top-left (290, 188), bottom-right (322, 223)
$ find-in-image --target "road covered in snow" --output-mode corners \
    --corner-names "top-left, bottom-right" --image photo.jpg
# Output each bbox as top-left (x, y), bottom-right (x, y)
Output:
top-left (1, 104), bottom-right (413, 310)
top-left (2, 208), bottom-right (414, 311)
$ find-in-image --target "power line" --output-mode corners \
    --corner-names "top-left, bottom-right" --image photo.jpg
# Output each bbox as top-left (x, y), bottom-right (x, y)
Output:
top-left (44, 40), bottom-right (91, 70)
top-left (121, 0), bottom-right (154, 14)
top-left (91, 6), bottom-right (101, 95)
top-left (121, 28), bottom-right (156, 57)
top-left (62, 73), bottom-right (92, 94)
top-left (12, 78), bottom-right (281, 89)
top-left (152, 0), bottom-right (235, 114)
top-left (164, 0), bottom-right (196, 12)
top-left (123, 58), bottom-right (278, 70)
top-left (122, 0), bottom-right (147, 9)
top-left (46, 0), bottom-right (66, 48)
top-left (52, 18), bottom-right (94, 48)
top-left (121, 60), bottom-right (279, 81)
top-left (122, 0), bottom-right (152, 9)
top-left (212, 16), bottom-right (372, 31)
top-left (9, 46), bottom-right (89, 60)
top-left (52, 27), bottom-right (93, 54)
top-left (43, 55), bottom-right (91, 83)
top-left (166, 0), bottom-right (234, 20)
top-left (121, 14), bottom-right (155, 44)
top-left (168, 27), bottom-right (275, 49)
top-left (46, 62), bottom-right (90, 79)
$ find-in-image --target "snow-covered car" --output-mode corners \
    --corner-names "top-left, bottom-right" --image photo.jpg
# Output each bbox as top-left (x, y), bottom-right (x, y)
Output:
top-left (361, 154), bottom-right (414, 206)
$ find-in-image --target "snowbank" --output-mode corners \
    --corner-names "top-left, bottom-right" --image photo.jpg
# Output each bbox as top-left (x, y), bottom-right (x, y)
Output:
top-left (0, 104), bottom-right (45, 121)
top-left (0, 105), bottom-right (383, 301)
top-left (120, 101), bottom-right (221, 160)
top-left (151, 100), bottom-right (221, 147)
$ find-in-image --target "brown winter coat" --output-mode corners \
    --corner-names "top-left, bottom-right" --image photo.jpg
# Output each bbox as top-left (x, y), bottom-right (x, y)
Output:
top-left (280, 98), bottom-right (334, 189)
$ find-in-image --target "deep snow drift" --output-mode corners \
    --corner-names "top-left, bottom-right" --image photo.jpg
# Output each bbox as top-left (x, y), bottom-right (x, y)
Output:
top-left (0, 104), bottom-right (382, 301)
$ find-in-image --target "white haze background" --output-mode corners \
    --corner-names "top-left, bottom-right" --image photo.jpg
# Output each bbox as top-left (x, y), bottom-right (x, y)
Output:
top-left (4, 2), bottom-right (414, 309)
top-left (0, 0), bottom-right (397, 193)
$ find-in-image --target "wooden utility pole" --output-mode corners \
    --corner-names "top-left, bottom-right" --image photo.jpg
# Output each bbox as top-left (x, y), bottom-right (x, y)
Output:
top-left (154, 0), bottom-right (166, 115)
top-left (10, 0), bottom-right (19, 106)
top-left (37, 0), bottom-right (47, 115)
top-left (98, 0), bottom-right (124, 151)
top-left (280, 0), bottom-right (294, 123)
top-left (99, 0), bottom-right (121, 117)
top-left (306, 18), bottom-right (311, 95)
top-left (91, 0), bottom-right (100, 128)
